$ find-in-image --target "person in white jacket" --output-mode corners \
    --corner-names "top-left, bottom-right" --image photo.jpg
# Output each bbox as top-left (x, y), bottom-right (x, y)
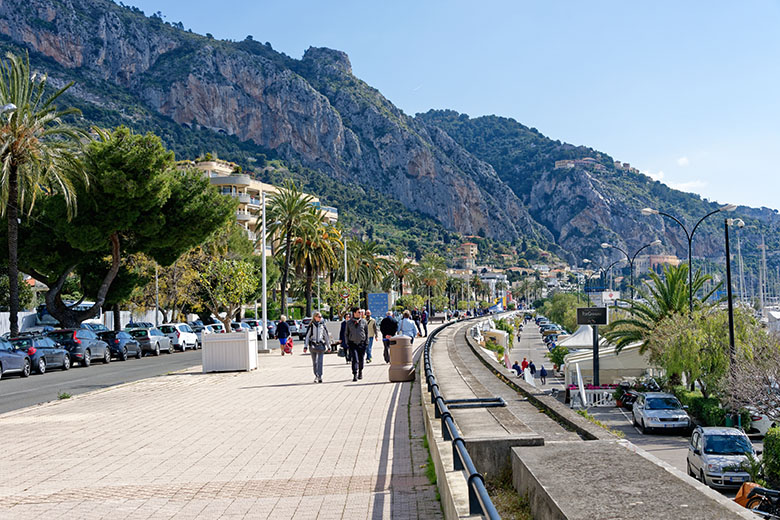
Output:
top-left (399, 310), bottom-right (417, 340)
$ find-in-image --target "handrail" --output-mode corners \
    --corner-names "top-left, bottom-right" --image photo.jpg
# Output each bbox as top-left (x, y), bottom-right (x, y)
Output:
top-left (424, 318), bottom-right (501, 519)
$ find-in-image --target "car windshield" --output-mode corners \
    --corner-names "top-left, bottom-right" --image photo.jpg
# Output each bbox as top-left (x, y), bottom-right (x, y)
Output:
top-left (128, 330), bottom-right (148, 338)
top-left (48, 331), bottom-right (73, 342)
top-left (704, 434), bottom-right (753, 455)
top-left (159, 326), bottom-right (176, 333)
top-left (10, 338), bottom-right (33, 348)
top-left (645, 397), bottom-right (682, 410)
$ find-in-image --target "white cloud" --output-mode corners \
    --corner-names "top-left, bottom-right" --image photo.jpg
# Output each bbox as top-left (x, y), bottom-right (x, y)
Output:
top-left (677, 156), bottom-right (690, 167)
top-left (644, 170), bottom-right (665, 181)
top-left (667, 180), bottom-right (707, 192)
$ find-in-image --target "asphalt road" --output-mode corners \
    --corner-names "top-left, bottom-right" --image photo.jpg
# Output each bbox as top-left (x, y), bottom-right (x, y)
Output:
top-left (0, 348), bottom-right (205, 415)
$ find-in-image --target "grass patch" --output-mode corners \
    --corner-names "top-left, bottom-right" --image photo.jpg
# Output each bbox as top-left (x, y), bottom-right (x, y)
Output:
top-left (57, 392), bottom-right (72, 400)
top-left (485, 466), bottom-right (533, 520)
top-left (576, 409), bottom-right (625, 438)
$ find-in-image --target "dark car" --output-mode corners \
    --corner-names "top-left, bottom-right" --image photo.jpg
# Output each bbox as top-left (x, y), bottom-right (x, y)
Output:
top-left (0, 337), bottom-right (31, 379)
top-left (9, 334), bottom-right (71, 374)
top-left (127, 328), bottom-right (173, 356)
top-left (125, 321), bottom-right (155, 329)
top-left (80, 322), bottom-right (109, 333)
top-left (47, 328), bottom-right (111, 367)
top-left (98, 331), bottom-right (142, 361)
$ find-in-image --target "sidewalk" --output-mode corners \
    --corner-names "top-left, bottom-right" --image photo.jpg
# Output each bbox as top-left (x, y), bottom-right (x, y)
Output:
top-left (0, 341), bottom-right (441, 520)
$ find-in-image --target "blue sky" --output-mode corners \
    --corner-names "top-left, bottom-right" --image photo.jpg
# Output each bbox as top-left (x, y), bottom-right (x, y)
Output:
top-left (126, 0), bottom-right (780, 209)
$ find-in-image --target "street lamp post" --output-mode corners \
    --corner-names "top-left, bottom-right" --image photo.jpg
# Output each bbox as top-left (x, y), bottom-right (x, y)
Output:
top-left (641, 204), bottom-right (737, 313)
top-left (343, 239), bottom-right (348, 283)
top-left (725, 218), bottom-right (744, 367)
top-left (601, 239), bottom-right (662, 300)
top-left (261, 192), bottom-right (268, 352)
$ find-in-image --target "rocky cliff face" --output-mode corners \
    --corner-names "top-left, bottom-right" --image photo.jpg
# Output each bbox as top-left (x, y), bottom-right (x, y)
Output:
top-left (0, 0), bottom-right (543, 242)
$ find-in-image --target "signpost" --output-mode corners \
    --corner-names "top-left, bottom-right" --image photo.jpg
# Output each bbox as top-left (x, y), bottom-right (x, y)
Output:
top-left (577, 307), bottom-right (609, 386)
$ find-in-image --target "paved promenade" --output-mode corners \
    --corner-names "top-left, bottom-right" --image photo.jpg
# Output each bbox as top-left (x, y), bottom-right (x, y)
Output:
top-left (0, 340), bottom-right (441, 520)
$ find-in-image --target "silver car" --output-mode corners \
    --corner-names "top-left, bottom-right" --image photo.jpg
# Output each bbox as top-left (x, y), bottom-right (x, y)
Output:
top-left (686, 427), bottom-right (757, 488)
top-left (632, 392), bottom-right (691, 434)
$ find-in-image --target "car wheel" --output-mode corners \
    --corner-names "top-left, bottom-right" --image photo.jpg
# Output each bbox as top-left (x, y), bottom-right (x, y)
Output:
top-left (120, 348), bottom-right (127, 361)
top-left (21, 359), bottom-right (31, 377)
top-left (699, 470), bottom-right (706, 485)
top-left (0, 363), bottom-right (3, 380)
top-left (166, 344), bottom-right (173, 354)
top-left (36, 357), bottom-right (46, 374)
top-left (154, 344), bottom-right (160, 356)
top-left (639, 419), bottom-right (647, 434)
top-left (135, 347), bottom-right (142, 359)
top-left (82, 350), bottom-right (91, 367)
top-left (687, 460), bottom-right (695, 478)
top-left (103, 348), bottom-right (111, 364)
top-left (62, 355), bottom-right (71, 370)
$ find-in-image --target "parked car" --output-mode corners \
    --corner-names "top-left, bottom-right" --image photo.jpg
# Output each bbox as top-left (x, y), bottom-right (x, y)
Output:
top-left (687, 426), bottom-right (758, 488)
top-left (9, 334), bottom-right (71, 373)
top-left (47, 328), bottom-right (111, 367)
top-left (267, 320), bottom-right (278, 339)
top-left (294, 320), bottom-right (307, 340)
top-left (192, 324), bottom-right (217, 346)
top-left (0, 337), bottom-right (31, 379)
top-left (97, 331), bottom-right (142, 360)
top-left (159, 323), bottom-right (198, 351)
top-left (80, 322), bottom-right (109, 333)
top-left (209, 323), bottom-right (226, 334)
top-left (125, 321), bottom-right (155, 329)
top-left (230, 321), bottom-right (251, 333)
top-left (126, 328), bottom-right (173, 356)
top-left (241, 319), bottom-right (265, 340)
top-left (632, 392), bottom-right (691, 434)
top-left (285, 319), bottom-right (301, 339)
top-left (746, 408), bottom-right (778, 437)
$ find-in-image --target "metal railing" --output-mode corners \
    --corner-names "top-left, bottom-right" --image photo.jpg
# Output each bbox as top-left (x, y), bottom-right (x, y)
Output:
top-left (424, 320), bottom-right (501, 519)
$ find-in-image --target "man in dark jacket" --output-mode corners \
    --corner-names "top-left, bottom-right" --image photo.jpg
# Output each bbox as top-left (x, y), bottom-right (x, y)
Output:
top-left (345, 307), bottom-right (368, 381)
top-left (379, 311), bottom-right (398, 363)
top-left (411, 308), bottom-right (421, 336)
top-left (339, 314), bottom-right (350, 363)
top-left (420, 309), bottom-right (429, 337)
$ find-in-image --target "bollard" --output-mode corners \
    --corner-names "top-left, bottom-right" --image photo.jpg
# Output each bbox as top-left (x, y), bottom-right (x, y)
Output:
top-left (388, 335), bottom-right (415, 382)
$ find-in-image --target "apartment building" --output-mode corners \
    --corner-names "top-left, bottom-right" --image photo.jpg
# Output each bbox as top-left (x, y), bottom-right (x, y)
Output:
top-left (183, 159), bottom-right (338, 255)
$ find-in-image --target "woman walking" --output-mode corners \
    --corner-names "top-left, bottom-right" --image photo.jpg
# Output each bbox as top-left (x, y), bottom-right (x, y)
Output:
top-left (276, 315), bottom-right (290, 355)
top-left (304, 312), bottom-right (330, 383)
top-left (399, 310), bottom-right (417, 341)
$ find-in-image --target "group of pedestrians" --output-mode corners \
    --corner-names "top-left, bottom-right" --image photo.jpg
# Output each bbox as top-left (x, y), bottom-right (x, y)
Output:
top-left (512, 357), bottom-right (548, 385)
top-left (304, 307), bottom-right (421, 383)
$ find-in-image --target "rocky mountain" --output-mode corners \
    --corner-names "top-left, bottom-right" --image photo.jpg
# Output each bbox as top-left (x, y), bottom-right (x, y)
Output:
top-left (2, 0), bottom-right (778, 271)
top-left (0, 0), bottom-right (550, 244)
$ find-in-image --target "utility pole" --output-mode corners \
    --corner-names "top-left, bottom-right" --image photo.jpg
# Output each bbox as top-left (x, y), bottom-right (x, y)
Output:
top-left (261, 192), bottom-right (268, 352)
top-left (154, 264), bottom-right (159, 327)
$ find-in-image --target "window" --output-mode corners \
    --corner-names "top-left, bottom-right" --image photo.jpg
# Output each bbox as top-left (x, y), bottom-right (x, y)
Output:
top-left (128, 330), bottom-right (148, 339)
top-left (703, 434), bottom-right (753, 455)
top-left (645, 398), bottom-right (682, 410)
top-left (159, 326), bottom-right (176, 334)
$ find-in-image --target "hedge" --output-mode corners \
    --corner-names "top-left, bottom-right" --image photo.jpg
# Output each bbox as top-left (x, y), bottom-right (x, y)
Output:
top-left (671, 387), bottom-right (750, 427)
top-left (765, 427), bottom-right (780, 489)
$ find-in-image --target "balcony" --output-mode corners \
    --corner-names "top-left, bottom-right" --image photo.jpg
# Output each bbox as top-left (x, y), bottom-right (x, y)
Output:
top-left (237, 193), bottom-right (251, 204)
top-left (236, 211), bottom-right (253, 222)
top-left (210, 174), bottom-right (251, 187)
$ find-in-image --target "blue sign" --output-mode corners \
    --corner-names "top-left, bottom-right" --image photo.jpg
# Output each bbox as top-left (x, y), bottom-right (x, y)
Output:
top-left (367, 293), bottom-right (390, 318)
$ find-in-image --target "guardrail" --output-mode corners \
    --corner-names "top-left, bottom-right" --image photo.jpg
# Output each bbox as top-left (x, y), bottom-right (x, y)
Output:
top-left (424, 320), bottom-right (501, 519)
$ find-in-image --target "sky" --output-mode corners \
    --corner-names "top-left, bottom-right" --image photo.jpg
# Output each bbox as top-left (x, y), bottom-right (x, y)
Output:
top-left (125, 0), bottom-right (780, 210)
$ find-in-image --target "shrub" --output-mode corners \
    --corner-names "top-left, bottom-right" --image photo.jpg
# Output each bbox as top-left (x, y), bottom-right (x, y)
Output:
top-left (671, 386), bottom-right (750, 427)
top-left (765, 427), bottom-right (780, 489)
top-left (546, 345), bottom-right (569, 368)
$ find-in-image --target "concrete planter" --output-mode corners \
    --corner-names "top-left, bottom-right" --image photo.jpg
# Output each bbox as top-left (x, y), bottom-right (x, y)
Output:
top-left (202, 330), bottom-right (258, 373)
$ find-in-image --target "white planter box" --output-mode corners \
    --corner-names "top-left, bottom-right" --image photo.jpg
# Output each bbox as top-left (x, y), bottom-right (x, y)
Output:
top-left (202, 331), bottom-right (258, 373)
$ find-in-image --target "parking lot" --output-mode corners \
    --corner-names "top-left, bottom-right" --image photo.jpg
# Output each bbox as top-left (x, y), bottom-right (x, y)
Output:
top-left (587, 406), bottom-right (764, 498)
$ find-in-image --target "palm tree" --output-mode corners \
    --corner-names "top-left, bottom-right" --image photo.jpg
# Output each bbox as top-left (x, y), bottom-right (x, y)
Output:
top-left (416, 253), bottom-right (447, 313)
top-left (605, 264), bottom-right (717, 352)
top-left (262, 179), bottom-right (314, 315)
top-left (0, 52), bottom-right (85, 335)
top-left (290, 209), bottom-right (341, 317)
top-left (383, 249), bottom-right (414, 294)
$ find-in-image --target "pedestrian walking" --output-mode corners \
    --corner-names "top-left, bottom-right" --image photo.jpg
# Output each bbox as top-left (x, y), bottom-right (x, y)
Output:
top-left (365, 310), bottom-right (378, 363)
top-left (521, 357), bottom-right (528, 372)
top-left (411, 308), bottom-right (422, 337)
top-left (345, 307), bottom-right (368, 381)
top-left (420, 308), bottom-right (429, 337)
top-left (512, 360), bottom-right (522, 377)
top-left (528, 360), bottom-right (536, 377)
top-left (304, 312), bottom-right (330, 383)
top-left (276, 316), bottom-right (290, 356)
top-left (399, 310), bottom-right (417, 340)
top-left (380, 311), bottom-right (398, 363)
top-left (539, 365), bottom-right (547, 385)
top-left (339, 314), bottom-right (350, 363)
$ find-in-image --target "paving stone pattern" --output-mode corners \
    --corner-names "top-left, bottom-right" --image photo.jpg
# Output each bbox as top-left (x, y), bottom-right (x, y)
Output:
top-left (0, 342), bottom-right (442, 520)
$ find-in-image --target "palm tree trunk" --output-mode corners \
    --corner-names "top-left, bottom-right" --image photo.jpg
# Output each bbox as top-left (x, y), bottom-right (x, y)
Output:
top-left (280, 228), bottom-right (292, 315)
top-left (7, 164), bottom-right (19, 336)
top-left (399, 276), bottom-right (404, 295)
top-left (305, 260), bottom-right (314, 318)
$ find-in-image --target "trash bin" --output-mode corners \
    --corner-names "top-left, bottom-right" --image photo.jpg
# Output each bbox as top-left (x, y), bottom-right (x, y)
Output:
top-left (388, 335), bottom-right (415, 382)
